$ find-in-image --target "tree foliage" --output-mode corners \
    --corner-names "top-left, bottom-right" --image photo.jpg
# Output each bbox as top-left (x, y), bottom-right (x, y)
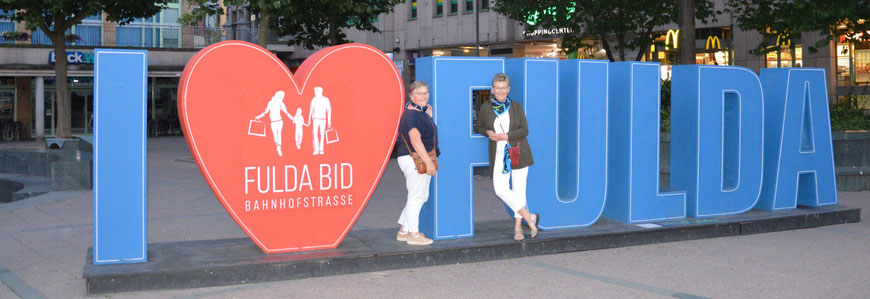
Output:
top-left (494, 0), bottom-right (718, 62)
top-left (0, 0), bottom-right (169, 138)
top-left (727, 0), bottom-right (870, 55)
top-left (183, 0), bottom-right (401, 50)
top-left (270, 0), bottom-right (401, 50)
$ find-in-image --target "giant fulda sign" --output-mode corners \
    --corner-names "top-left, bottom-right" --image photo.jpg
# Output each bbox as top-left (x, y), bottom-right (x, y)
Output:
top-left (178, 44), bottom-right (836, 252)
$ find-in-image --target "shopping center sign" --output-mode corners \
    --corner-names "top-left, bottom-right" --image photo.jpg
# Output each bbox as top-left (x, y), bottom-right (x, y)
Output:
top-left (416, 57), bottom-right (837, 239)
top-left (178, 41), bottom-right (404, 253)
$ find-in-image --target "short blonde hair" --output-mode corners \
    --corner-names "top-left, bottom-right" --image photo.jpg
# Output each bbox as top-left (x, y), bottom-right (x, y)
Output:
top-left (408, 81), bottom-right (429, 96)
top-left (492, 73), bottom-right (510, 86)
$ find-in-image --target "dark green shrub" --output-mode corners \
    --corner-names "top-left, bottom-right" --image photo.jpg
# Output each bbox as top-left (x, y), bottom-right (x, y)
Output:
top-left (830, 97), bottom-right (870, 131)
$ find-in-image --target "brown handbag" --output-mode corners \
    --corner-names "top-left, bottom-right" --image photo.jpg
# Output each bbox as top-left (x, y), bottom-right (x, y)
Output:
top-left (500, 124), bottom-right (520, 167)
top-left (399, 115), bottom-right (438, 174)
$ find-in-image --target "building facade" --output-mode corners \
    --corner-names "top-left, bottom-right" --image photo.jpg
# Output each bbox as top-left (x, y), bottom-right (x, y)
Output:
top-left (287, 0), bottom-right (866, 107)
top-left (0, 0), bottom-right (866, 139)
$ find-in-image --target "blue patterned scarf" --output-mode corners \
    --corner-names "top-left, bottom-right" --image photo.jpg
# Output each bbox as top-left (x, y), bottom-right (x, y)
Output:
top-left (502, 144), bottom-right (513, 174)
top-left (491, 96), bottom-right (510, 117)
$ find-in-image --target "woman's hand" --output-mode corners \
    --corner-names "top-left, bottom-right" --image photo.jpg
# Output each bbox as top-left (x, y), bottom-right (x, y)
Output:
top-left (409, 128), bottom-right (436, 175)
top-left (486, 130), bottom-right (508, 141)
top-left (486, 130), bottom-right (499, 141)
top-left (425, 161), bottom-right (436, 176)
top-left (487, 132), bottom-right (508, 141)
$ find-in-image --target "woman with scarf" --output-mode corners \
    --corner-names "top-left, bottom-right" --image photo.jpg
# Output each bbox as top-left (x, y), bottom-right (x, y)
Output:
top-left (474, 73), bottom-right (539, 241)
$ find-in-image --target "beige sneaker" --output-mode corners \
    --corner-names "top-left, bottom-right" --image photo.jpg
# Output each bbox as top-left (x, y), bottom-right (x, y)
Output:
top-left (406, 232), bottom-right (433, 245)
top-left (396, 230), bottom-right (409, 242)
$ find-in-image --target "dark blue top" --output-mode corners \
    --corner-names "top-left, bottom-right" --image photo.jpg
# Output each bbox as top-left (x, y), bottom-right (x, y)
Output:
top-left (396, 108), bottom-right (440, 157)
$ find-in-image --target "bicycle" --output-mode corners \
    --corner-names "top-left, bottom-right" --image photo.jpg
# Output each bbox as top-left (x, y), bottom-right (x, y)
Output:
top-left (0, 120), bottom-right (20, 142)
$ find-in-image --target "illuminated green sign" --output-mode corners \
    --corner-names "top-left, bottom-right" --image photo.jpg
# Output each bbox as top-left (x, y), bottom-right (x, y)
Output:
top-left (525, 3), bottom-right (576, 26)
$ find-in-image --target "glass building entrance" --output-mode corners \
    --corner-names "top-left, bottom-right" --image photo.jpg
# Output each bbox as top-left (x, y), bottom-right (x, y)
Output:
top-left (34, 77), bottom-right (94, 136)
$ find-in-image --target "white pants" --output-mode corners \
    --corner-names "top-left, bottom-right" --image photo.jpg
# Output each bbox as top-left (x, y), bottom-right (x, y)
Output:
top-left (295, 124), bottom-right (304, 148)
top-left (397, 155), bottom-right (432, 233)
top-left (493, 141), bottom-right (529, 218)
top-left (270, 121), bottom-right (283, 147)
top-left (312, 119), bottom-right (326, 153)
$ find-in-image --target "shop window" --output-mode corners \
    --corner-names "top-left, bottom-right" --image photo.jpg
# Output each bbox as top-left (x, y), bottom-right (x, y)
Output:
top-left (837, 44), bottom-right (851, 86)
top-left (765, 45), bottom-right (802, 68)
top-left (148, 77), bottom-right (181, 136)
top-left (410, 0), bottom-right (417, 19)
top-left (465, 0), bottom-right (473, 12)
top-left (0, 77), bottom-right (14, 121)
top-left (855, 45), bottom-right (870, 85)
top-left (436, 0), bottom-right (443, 17)
top-left (694, 51), bottom-right (729, 66)
top-left (450, 0), bottom-right (458, 15)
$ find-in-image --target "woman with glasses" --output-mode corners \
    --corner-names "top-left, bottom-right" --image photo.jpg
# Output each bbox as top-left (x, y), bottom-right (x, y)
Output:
top-left (474, 73), bottom-right (539, 241)
top-left (395, 81), bottom-right (439, 245)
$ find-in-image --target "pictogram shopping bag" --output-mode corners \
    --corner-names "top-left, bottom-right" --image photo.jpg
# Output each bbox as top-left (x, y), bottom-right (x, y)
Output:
top-left (248, 119), bottom-right (266, 137)
top-left (326, 128), bottom-right (339, 144)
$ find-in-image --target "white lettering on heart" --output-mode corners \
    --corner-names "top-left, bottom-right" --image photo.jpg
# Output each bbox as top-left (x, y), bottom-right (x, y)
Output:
top-left (243, 163), bottom-right (354, 212)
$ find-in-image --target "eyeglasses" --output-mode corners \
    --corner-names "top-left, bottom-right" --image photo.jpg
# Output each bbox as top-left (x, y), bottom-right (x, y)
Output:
top-left (413, 91), bottom-right (430, 95)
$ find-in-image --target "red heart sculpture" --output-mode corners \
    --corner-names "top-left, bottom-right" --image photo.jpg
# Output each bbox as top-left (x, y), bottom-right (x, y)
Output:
top-left (178, 41), bottom-right (404, 253)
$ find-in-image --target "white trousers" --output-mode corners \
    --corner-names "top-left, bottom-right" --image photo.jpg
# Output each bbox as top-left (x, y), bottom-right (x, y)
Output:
top-left (294, 124), bottom-right (304, 148)
top-left (270, 121), bottom-right (283, 147)
top-left (397, 155), bottom-right (431, 233)
top-left (493, 142), bottom-right (528, 218)
top-left (312, 119), bottom-right (326, 153)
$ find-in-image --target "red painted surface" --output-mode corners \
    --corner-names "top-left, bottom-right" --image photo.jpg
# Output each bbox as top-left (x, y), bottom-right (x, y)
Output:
top-left (179, 41), bottom-right (404, 253)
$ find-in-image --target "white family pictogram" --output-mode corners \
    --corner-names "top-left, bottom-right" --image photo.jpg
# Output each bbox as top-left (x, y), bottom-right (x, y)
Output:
top-left (250, 87), bottom-right (337, 157)
top-left (308, 87), bottom-right (332, 155)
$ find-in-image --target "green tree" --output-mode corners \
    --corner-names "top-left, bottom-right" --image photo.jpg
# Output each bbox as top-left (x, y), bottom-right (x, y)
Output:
top-left (270, 0), bottom-right (401, 50)
top-left (494, 0), bottom-right (718, 62)
top-left (183, 0), bottom-right (401, 50)
top-left (0, 0), bottom-right (169, 139)
top-left (181, 0), bottom-right (273, 47)
top-left (727, 0), bottom-right (870, 55)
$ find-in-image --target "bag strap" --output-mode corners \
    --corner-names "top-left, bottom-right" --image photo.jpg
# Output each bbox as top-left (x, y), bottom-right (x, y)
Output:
top-left (399, 129), bottom-right (417, 156)
top-left (401, 107), bottom-right (437, 155)
top-left (498, 123), bottom-right (519, 148)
